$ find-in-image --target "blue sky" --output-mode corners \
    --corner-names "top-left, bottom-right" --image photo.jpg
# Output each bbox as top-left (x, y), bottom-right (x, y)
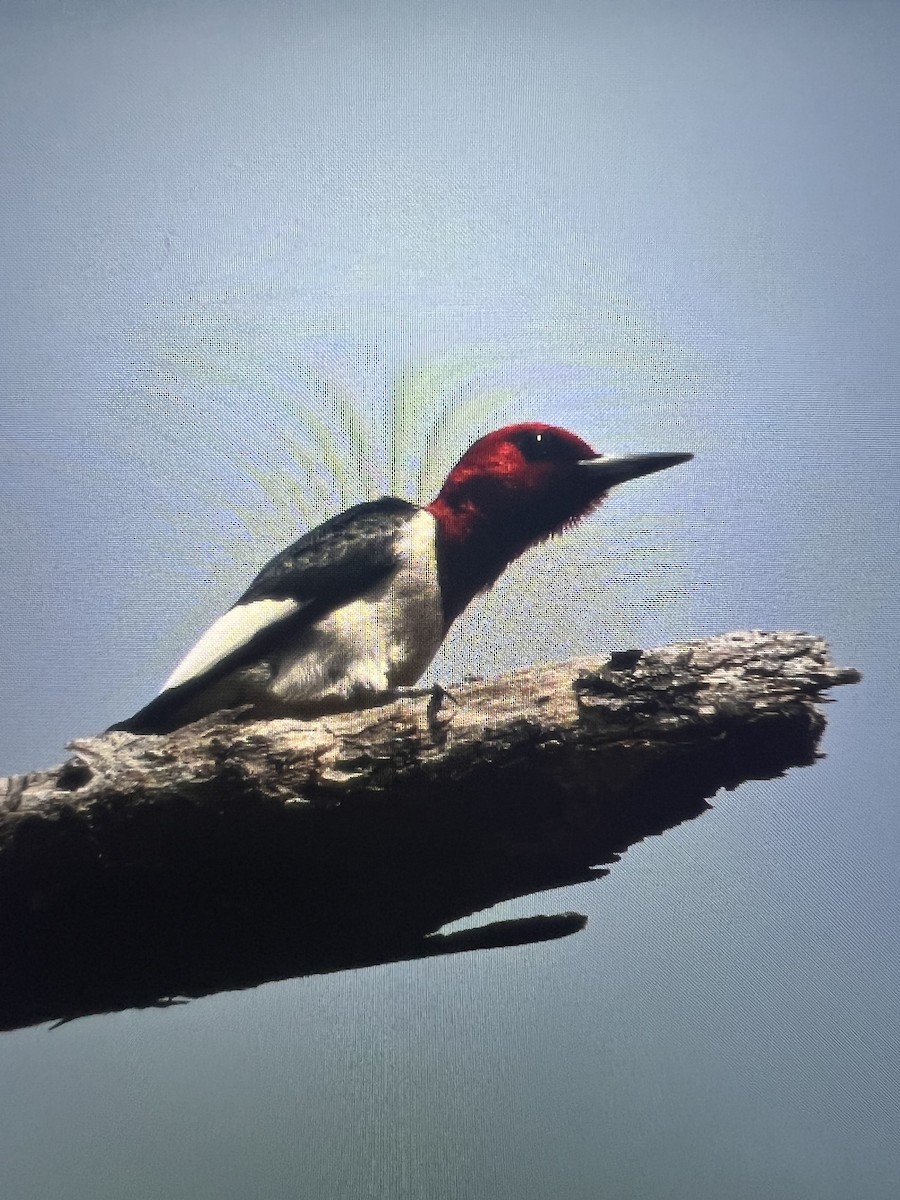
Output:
top-left (2, 3), bottom-right (899, 1197)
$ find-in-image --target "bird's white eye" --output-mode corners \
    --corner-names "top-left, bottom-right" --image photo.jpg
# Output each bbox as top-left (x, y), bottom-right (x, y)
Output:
top-left (535, 432), bottom-right (542, 442)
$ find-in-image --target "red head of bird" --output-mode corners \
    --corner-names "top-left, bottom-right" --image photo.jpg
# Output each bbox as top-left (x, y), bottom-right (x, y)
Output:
top-left (427, 422), bottom-right (692, 625)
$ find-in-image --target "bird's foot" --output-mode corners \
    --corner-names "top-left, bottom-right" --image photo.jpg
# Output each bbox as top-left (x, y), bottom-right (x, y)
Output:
top-left (425, 683), bottom-right (457, 744)
top-left (388, 683), bottom-right (458, 740)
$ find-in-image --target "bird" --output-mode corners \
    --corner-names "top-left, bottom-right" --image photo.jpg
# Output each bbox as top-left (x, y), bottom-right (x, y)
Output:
top-left (109, 423), bottom-right (692, 734)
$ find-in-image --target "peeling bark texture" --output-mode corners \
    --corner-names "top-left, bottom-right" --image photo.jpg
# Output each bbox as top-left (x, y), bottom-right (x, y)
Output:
top-left (0, 630), bottom-right (859, 1031)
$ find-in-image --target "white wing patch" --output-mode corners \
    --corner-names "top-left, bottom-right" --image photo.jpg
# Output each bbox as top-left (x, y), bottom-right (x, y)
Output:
top-left (161, 597), bottom-right (300, 692)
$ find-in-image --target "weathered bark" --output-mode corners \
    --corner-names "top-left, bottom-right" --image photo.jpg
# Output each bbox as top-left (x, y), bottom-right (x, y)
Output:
top-left (0, 630), bottom-right (859, 1031)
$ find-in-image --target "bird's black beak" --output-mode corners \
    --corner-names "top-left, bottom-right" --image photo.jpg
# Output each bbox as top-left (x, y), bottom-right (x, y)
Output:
top-left (577, 451), bottom-right (693, 489)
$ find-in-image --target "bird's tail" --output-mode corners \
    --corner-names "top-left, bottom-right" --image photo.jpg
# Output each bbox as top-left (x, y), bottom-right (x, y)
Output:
top-left (106, 688), bottom-right (197, 735)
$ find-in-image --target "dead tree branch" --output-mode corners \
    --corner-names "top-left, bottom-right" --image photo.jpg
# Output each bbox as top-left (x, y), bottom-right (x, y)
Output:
top-left (0, 630), bottom-right (860, 1031)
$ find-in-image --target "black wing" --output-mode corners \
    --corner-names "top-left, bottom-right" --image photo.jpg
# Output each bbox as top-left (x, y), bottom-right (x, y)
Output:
top-left (238, 496), bottom-right (417, 606)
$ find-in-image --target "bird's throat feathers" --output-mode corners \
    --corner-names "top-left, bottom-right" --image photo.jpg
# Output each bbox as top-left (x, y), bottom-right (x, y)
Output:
top-left (426, 490), bottom-right (602, 626)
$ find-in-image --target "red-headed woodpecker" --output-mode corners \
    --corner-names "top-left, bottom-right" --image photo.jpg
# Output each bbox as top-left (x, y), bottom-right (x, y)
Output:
top-left (110, 424), bottom-right (692, 733)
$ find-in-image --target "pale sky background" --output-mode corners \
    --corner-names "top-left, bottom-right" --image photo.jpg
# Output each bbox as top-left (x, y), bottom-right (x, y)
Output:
top-left (2, 2), bottom-right (899, 1198)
